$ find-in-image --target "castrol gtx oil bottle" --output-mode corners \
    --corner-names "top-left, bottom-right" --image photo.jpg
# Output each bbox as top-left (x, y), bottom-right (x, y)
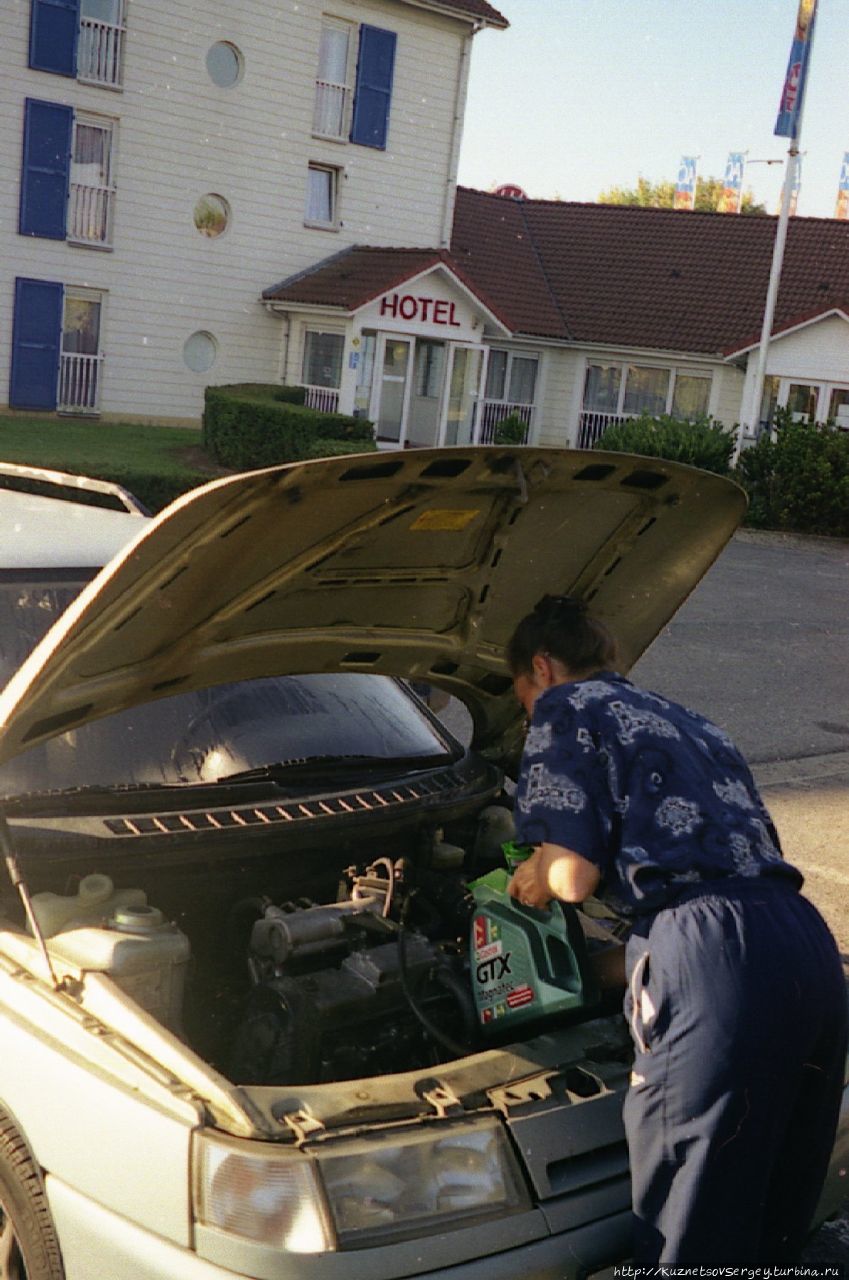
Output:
top-left (469, 844), bottom-right (596, 1035)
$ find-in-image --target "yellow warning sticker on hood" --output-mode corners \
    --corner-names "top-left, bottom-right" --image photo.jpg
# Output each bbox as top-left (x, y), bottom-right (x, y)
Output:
top-left (410, 509), bottom-right (480, 532)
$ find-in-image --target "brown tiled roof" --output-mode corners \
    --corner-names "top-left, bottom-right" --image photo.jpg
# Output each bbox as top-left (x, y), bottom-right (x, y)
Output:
top-left (263, 245), bottom-right (512, 328)
top-left (451, 187), bottom-right (849, 355)
top-left (410, 0), bottom-right (509, 27)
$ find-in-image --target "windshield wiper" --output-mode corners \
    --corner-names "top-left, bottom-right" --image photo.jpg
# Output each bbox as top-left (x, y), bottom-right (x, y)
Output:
top-left (218, 752), bottom-right (452, 785)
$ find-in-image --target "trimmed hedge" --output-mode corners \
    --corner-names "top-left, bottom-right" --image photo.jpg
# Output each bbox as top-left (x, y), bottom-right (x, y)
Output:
top-left (735, 409), bottom-right (849, 536)
top-left (203, 384), bottom-right (376, 468)
top-left (595, 413), bottom-right (735, 476)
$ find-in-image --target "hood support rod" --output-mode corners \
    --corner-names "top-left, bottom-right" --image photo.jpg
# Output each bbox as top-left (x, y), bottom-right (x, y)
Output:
top-left (0, 811), bottom-right (61, 990)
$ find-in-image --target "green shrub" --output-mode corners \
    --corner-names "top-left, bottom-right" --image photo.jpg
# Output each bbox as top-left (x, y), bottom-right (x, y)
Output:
top-left (734, 408), bottom-right (849, 536)
top-left (493, 412), bottom-right (529, 445)
top-left (203, 384), bottom-right (375, 468)
top-left (274, 385), bottom-right (307, 405)
top-left (300, 438), bottom-right (380, 460)
top-left (595, 413), bottom-right (735, 476)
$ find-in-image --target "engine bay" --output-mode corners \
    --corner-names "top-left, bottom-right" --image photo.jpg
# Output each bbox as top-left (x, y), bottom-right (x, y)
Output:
top-left (6, 804), bottom-right (626, 1088)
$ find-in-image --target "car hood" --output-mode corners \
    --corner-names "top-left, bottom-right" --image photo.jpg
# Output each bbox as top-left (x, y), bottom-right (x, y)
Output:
top-left (0, 447), bottom-right (746, 773)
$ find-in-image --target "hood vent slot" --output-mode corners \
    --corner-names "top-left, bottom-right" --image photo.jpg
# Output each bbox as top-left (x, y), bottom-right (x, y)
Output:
top-left (102, 769), bottom-right (460, 838)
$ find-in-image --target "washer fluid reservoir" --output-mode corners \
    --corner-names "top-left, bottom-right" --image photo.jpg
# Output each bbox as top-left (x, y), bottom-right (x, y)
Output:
top-left (30, 874), bottom-right (147, 938)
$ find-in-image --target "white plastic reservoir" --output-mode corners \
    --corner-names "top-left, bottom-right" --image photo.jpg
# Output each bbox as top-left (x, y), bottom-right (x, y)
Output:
top-left (29, 877), bottom-right (191, 1034)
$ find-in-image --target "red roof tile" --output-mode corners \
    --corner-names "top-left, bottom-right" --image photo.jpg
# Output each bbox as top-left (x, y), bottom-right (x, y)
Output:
top-left (451, 188), bottom-right (849, 355)
top-left (262, 245), bottom-right (512, 328)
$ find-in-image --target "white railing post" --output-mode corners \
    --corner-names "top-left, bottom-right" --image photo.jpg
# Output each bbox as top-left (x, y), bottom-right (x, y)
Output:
top-left (68, 183), bottom-right (113, 245)
top-left (78, 16), bottom-right (125, 87)
top-left (58, 353), bottom-right (102, 413)
top-left (478, 400), bottom-right (533, 444)
top-left (303, 386), bottom-right (340, 414)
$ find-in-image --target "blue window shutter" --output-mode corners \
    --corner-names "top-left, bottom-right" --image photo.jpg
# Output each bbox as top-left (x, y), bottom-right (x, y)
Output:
top-left (20, 98), bottom-right (73, 239)
top-left (29, 0), bottom-right (80, 77)
top-left (350, 26), bottom-right (396, 150)
top-left (10, 278), bottom-right (63, 411)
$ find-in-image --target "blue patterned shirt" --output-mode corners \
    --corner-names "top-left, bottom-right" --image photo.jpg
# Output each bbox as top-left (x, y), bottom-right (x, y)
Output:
top-left (514, 672), bottom-right (801, 916)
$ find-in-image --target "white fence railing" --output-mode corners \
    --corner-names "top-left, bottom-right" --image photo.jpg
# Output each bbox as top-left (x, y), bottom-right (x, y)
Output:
top-left (78, 17), bottom-right (125, 87)
top-left (478, 400), bottom-right (533, 444)
top-left (68, 184), bottom-right (114, 246)
top-left (59, 353), bottom-right (102, 413)
top-left (577, 409), bottom-right (635, 449)
top-left (304, 385), bottom-right (340, 414)
top-left (312, 81), bottom-right (348, 138)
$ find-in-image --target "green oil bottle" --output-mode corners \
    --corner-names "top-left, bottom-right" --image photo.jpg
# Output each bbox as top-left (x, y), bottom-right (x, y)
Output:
top-left (469, 843), bottom-right (595, 1035)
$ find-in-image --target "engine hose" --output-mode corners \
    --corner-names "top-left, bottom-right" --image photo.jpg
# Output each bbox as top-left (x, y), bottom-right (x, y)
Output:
top-left (396, 921), bottom-right (469, 1060)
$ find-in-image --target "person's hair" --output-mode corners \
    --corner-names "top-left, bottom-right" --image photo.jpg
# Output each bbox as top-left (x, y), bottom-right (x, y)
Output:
top-left (506, 595), bottom-right (618, 678)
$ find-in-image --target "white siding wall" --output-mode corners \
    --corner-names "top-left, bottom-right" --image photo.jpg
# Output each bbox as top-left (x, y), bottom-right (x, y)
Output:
top-left (0, 0), bottom-right (473, 422)
top-left (532, 348), bottom-right (581, 447)
top-left (710, 364), bottom-right (746, 430)
top-left (764, 315), bottom-right (849, 381)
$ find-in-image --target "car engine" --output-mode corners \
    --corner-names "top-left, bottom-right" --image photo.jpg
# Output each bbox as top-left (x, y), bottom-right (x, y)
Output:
top-left (228, 854), bottom-right (479, 1085)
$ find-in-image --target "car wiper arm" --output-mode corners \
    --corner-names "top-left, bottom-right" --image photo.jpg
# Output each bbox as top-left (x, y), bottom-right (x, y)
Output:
top-left (218, 753), bottom-right (451, 784)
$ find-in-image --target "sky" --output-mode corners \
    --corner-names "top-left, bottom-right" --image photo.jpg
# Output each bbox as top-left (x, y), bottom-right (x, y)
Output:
top-left (457, 0), bottom-right (848, 219)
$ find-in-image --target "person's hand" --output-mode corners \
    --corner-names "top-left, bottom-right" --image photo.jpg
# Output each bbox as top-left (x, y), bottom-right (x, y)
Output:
top-left (508, 842), bottom-right (601, 906)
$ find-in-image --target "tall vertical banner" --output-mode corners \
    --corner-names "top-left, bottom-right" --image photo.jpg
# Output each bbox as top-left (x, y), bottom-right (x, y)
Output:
top-left (835, 153), bottom-right (849, 220)
top-left (718, 152), bottom-right (746, 213)
top-left (674, 156), bottom-right (698, 210)
top-left (775, 0), bottom-right (818, 139)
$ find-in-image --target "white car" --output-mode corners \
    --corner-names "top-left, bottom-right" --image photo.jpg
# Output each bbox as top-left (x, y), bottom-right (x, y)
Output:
top-left (0, 452), bottom-right (844, 1280)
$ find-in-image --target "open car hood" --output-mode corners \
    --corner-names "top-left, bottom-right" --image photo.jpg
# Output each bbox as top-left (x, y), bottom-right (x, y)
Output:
top-left (0, 447), bottom-right (746, 772)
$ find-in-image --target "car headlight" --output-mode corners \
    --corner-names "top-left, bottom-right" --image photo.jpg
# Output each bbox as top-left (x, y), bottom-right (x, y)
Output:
top-left (314, 1116), bottom-right (529, 1247)
top-left (195, 1117), bottom-right (528, 1254)
top-left (194, 1134), bottom-right (334, 1252)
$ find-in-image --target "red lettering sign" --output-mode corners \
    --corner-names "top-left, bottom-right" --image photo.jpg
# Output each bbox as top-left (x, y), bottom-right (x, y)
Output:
top-left (376, 292), bottom-right (465, 328)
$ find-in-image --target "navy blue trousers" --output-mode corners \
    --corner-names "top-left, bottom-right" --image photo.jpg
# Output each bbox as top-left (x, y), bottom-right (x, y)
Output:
top-left (623, 880), bottom-right (847, 1265)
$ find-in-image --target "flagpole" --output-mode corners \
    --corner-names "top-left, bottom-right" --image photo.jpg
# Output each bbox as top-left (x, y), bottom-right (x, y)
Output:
top-left (735, 5), bottom-right (817, 460)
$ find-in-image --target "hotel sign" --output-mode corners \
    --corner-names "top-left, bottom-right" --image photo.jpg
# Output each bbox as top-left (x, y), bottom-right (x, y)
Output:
top-left (379, 292), bottom-right (463, 327)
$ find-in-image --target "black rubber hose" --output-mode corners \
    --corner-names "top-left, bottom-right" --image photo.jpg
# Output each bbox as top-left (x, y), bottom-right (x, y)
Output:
top-left (396, 919), bottom-right (469, 1060)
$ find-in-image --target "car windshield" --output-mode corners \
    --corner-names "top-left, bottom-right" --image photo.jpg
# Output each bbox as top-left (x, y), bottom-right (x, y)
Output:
top-left (0, 575), bottom-right (452, 798)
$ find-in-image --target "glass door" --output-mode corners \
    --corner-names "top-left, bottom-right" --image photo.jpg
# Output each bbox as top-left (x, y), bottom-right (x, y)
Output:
top-left (440, 345), bottom-right (486, 446)
top-left (374, 335), bottom-right (413, 446)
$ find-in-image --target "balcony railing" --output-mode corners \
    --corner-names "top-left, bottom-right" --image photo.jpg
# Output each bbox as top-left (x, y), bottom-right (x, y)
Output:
top-left (304, 385), bottom-right (340, 414)
top-left (312, 81), bottom-right (348, 138)
top-left (478, 400), bottom-right (533, 444)
top-left (577, 409), bottom-right (635, 449)
top-left (78, 16), bottom-right (125, 88)
top-left (68, 183), bottom-right (114, 246)
top-left (59, 353), bottom-right (102, 413)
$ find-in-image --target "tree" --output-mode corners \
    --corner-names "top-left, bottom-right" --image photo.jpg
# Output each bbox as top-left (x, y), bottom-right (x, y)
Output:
top-left (598, 175), bottom-right (767, 215)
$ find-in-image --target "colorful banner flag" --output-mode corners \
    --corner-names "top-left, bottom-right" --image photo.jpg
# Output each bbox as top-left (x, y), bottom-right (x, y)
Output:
top-left (835, 153), bottom-right (849, 220)
top-left (788, 156), bottom-right (801, 216)
top-left (775, 0), bottom-right (818, 139)
top-left (674, 156), bottom-right (698, 211)
top-left (718, 152), bottom-right (746, 214)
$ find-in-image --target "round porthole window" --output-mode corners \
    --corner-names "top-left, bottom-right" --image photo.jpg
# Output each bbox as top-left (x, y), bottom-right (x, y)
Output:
top-left (194, 193), bottom-right (230, 238)
top-left (206, 41), bottom-right (243, 88)
top-left (183, 331), bottom-right (217, 373)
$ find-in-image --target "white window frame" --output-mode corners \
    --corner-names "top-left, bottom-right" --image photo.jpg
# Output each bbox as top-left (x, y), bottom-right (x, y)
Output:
top-left (58, 286), bottom-right (106, 414)
top-left (771, 377), bottom-right (849, 428)
top-left (312, 17), bottom-right (355, 141)
top-left (582, 361), bottom-right (713, 419)
top-left (305, 163), bottom-right (341, 230)
top-left (68, 112), bottom-right (117, 249)
top-left (77, 0), bottom-right (127, 89)
top-left (484, 348), bottom-right (540, 406)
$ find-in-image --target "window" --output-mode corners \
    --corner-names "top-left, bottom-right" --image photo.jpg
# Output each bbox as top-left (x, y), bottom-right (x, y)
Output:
top-left (183, 332), bottom-right (218, 374)
top-left (415, 340), bottom-right (445, 399)
top-left (306, 164), bottom-right (339, 227)
top-left (622, 365), bottom-right (669, 416)
top-left (30, 0), bottom-right (126, 89)
top-left (313, 20), bottom-right (353, 139)
top-left (60, 289), bottom-right (103, 411)
top-left (21, 100), bottom-right (116, 247)
top-left (206, 42), bottom-right (243, 88)
top-left (69, 114), bottom-right (115, 245)
top-left (313, 19), bottom-right (396, 150)
top-left (786, 382), bottom-right (818, 419)
top-left (193, 194), bottom-right (230, 238)
top-left (583, 362), bottom-right (713, 420)
top-left (302, 331), bottom-right (344, 389)
top-left (484, 350), bottom-right (539, 405)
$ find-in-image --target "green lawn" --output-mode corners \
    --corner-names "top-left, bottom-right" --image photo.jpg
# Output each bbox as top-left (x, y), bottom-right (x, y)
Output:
top-left (0, 415), bottom-right (225, 511)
